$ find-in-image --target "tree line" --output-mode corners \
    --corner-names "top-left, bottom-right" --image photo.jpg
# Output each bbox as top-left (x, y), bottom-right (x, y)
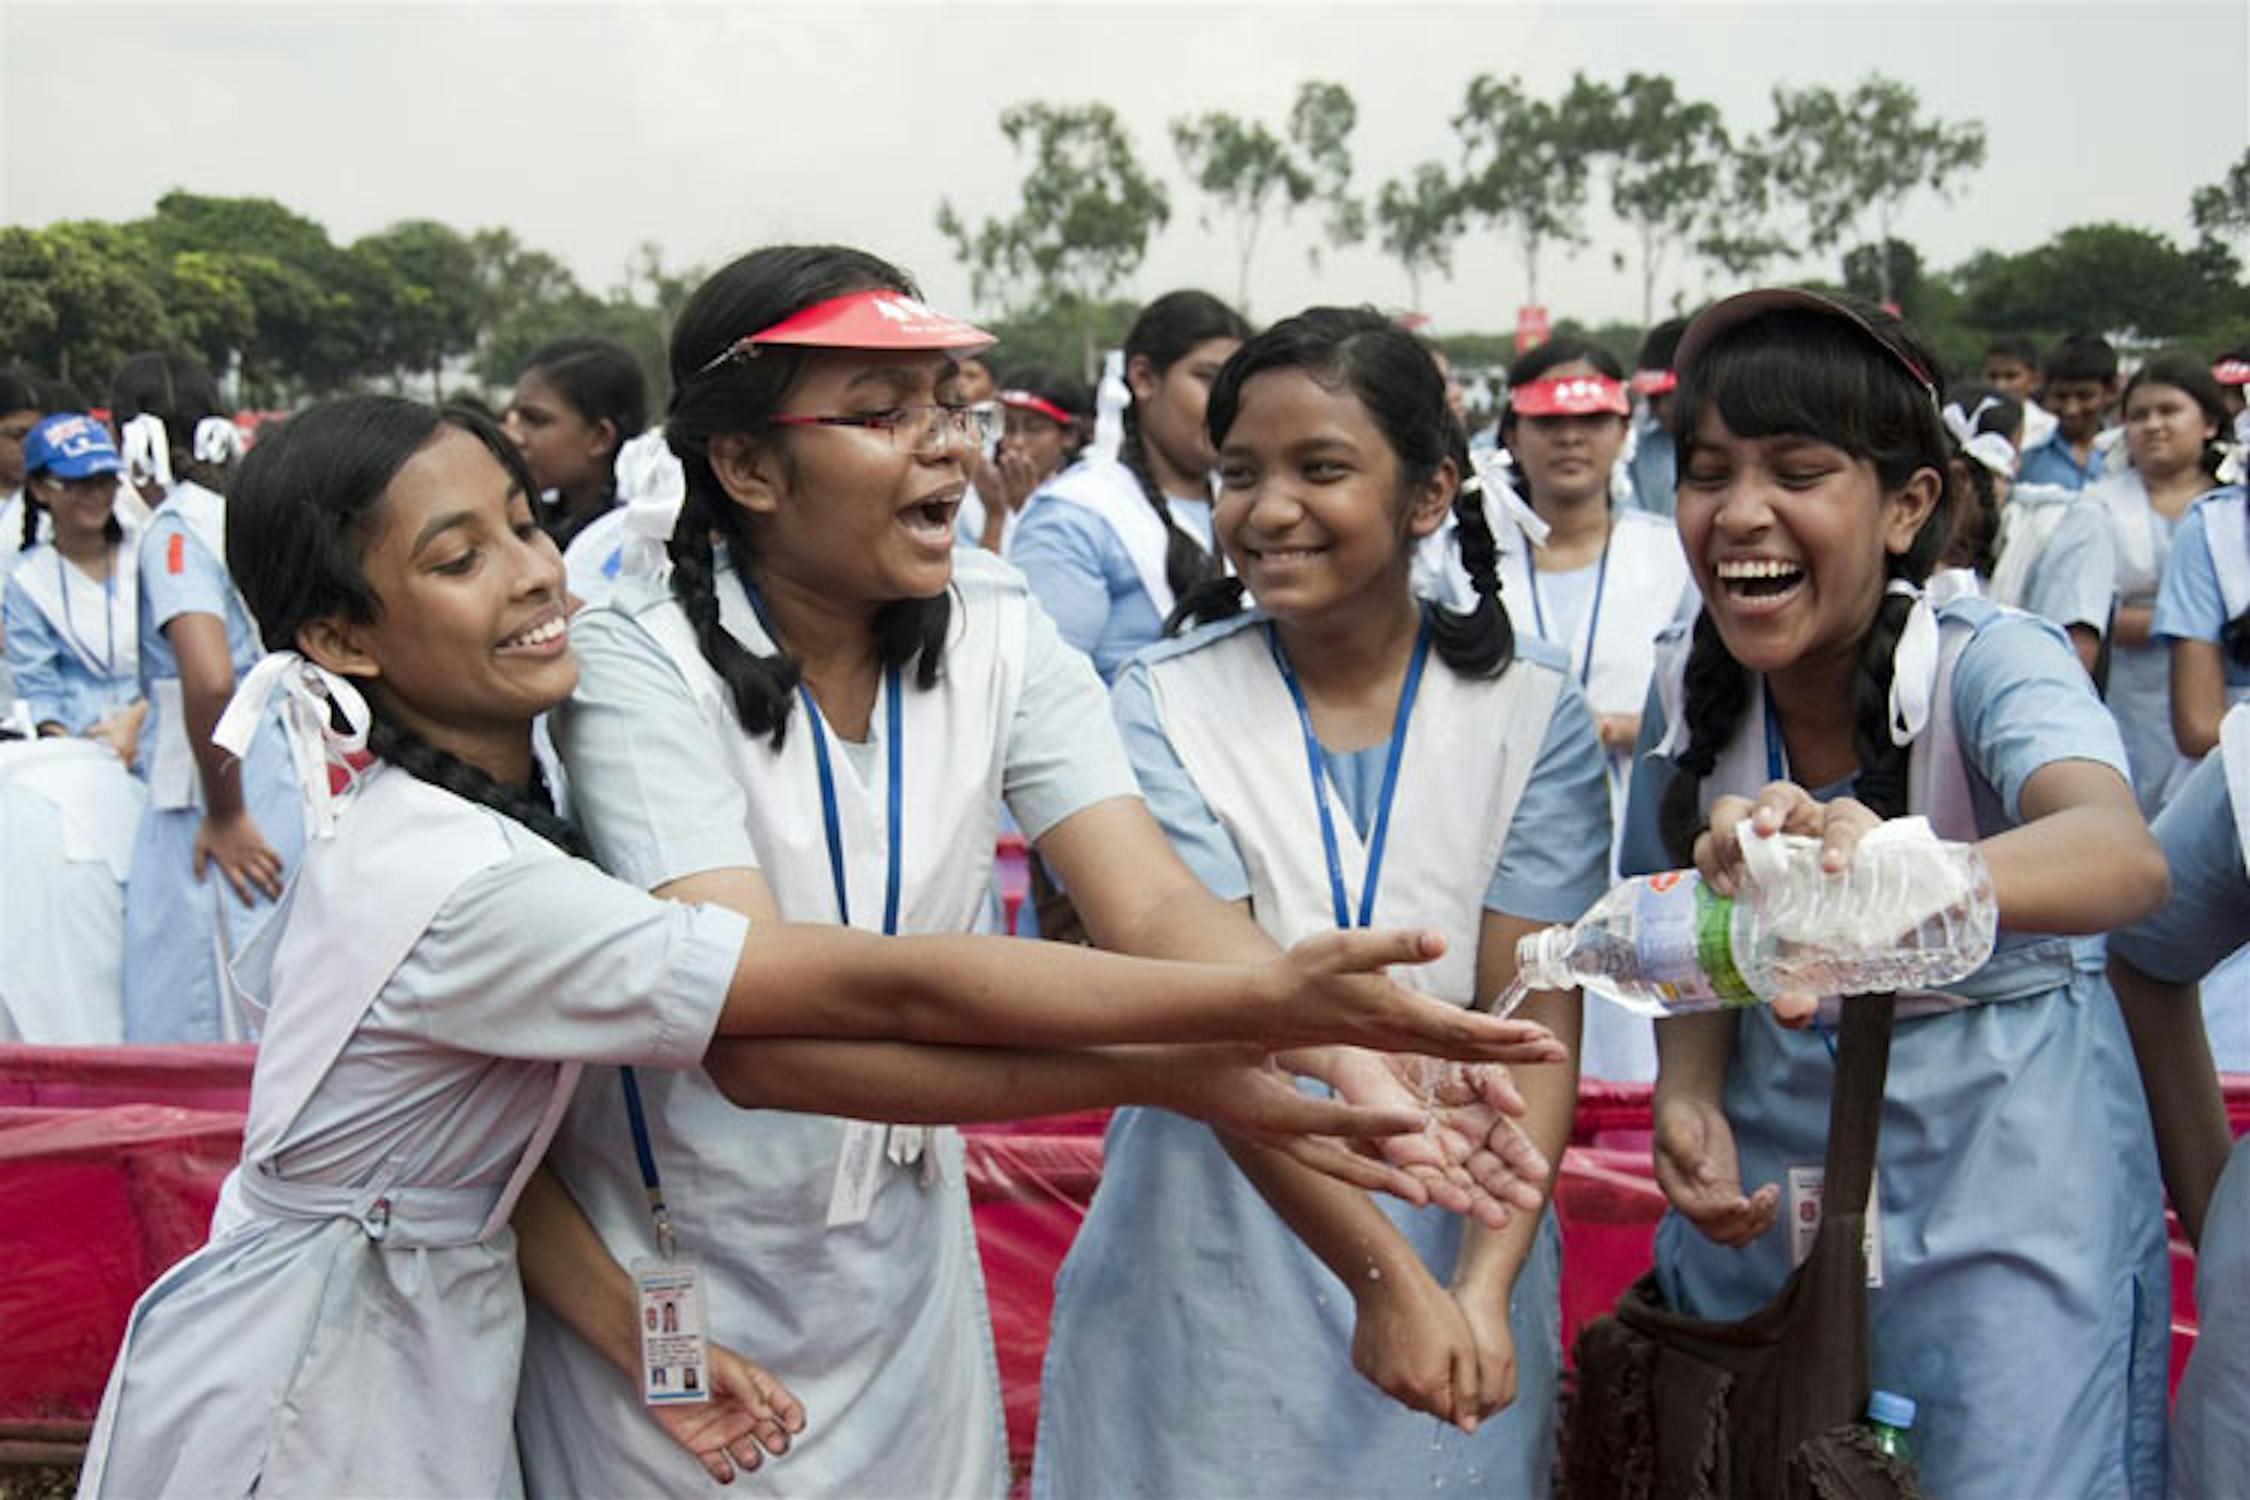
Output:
top-left (2, 76), bottom-right (2245, 406)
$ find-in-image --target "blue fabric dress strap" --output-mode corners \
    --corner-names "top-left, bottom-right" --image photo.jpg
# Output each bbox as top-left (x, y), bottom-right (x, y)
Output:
top-left (1265, 616), bottom-right (1431, 929)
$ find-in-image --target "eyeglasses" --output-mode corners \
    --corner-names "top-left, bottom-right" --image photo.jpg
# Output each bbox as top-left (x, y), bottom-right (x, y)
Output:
top-left (766, 402), bottom-right (1002, 455)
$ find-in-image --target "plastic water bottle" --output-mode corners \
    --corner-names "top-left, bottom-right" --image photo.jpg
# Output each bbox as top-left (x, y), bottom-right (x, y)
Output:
top-left (1498, 817), bottom-right (1998, 1018)
top-left (1865, 1389), bottom-right (1917, 1466)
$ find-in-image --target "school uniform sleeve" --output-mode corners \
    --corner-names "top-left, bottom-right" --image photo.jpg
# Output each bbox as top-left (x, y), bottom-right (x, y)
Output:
top-left (1616, 679), bottom-right (1681, 880)
top-left (2107, 752), bottom-right (2250, 985)
top-left (1002, 592), bottom-right (1141, 840)
top-left (2153, 507), bottom-right (2227, 644)
top-left (1109, 659), bottom-right (1251, 901)
top-left (1010, 498), bottom-right (1119, 660)
top-left (1950, 609), bottom-right (2132, 823)
top-left (386, 851), bottom-right (746, 1067)
top-left (3, 575), bottom-right (69, 728)
top-left (137, 515), bottom-right (233, 631)
top-left (548, 605), bottom-right (760, 890)
top-left (1488, 674), bottom-right (1612, 922)
top-left (2024, 499), bottom-right (2118, 636)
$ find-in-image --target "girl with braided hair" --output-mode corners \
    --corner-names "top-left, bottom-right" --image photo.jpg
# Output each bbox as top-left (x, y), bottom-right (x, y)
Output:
top-left (1616, 290), bottom-right (2172, 1500)
top-left (1012, 289), bottom-right (1249, 681)
top-left (517, 247), bottom-right (1565, 1497)
top-left (78, 392), bottom-right (1561, 1499)
top-left (1039, 308), bottom-right (1605, 1496)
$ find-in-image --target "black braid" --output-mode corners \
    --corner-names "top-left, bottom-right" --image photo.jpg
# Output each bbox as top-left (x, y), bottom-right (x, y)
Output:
top-left (665, 488), bottom-right (802, 748)
top-left (1427, 480), bottom-right (1515, 678)
top-left (1658, 609), bottom-right (1754, 865)
top-left (19, 488), bottom-right (36, 553)
top-left (1120, 403), bottom-right (1220, 601)
top-left (2224, 609), bottom-right (2250, 670)
top-left (366, 714), bottom-right (586, 857)
top-left (1848, 581), bottom-right (1917, 820)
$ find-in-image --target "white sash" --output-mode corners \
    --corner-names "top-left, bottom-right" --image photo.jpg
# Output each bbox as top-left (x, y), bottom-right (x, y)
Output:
top-left (1495, 506), bottom-right (1690, 718)
top-left (1145, 614), bottom-right (1562, 1005)
top-left (2200, 490), bottom-right (2250, 623)
top-left (2094, 472), bottom-right (2165, 602)
top-left (8, 544), bottom-right (138, 682)
top-left (223, 765), bottom-right (576, 1243)
top-left (1030, 453), bottom-right (1197, 620)
top-left (1988, 483), bottom-right (2080, 610)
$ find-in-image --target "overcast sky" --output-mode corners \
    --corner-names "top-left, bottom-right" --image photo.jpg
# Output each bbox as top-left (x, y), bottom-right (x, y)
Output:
top-left (3, 0), bottom-right (2243, 336)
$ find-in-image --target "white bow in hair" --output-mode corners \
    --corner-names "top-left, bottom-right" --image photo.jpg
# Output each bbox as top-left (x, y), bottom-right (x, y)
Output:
top-left (119, 414), bottom-right (174, 490)
top-left (213, 651), bottom-right (371, 840)
top-left (192, 417), bottom-right (243, 466)
top-left (1462, 447), bottom-right (1551, 548)
top-left (1884, 577), bottom-right (1940, 749)
top-left (1941, 397), bottom-right (2017, 478)
top-left (612, 429), bottom-right (687, 582)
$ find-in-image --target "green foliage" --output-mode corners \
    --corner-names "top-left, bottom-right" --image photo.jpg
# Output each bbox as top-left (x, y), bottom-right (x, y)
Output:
top-left (1842, 238), bottom-right (1927, 318)
top-left (980, 295), bottom-right (1141, 377)
top-left (1452, 73), bottom-right (1602, 306)
top-left (938, 101), bottom-right (1170, 377)
top-left (1952, 222), bottom-right (2245, 342)
top-left (1756, 74), bottom-right (1986, 306)
top-left (2191, 148), bottom-right (2250, 260)
top-left (1374, 163), bottom-right (1461, 311)
top-left (1288, 81), bottom-right (1367, 259)
top-left (353, 219), bottom-right (482, 397)
top-left (1167, 81), bottom-right (1365, 312)
top-left (1576, 72), bottom-right (1731, 324)
top-left (0, 222), bottom-right (171, 391)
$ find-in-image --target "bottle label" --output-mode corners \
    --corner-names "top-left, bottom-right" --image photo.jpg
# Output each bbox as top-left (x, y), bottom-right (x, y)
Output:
top-left (1631, 872), bottom-right (1761, 1012)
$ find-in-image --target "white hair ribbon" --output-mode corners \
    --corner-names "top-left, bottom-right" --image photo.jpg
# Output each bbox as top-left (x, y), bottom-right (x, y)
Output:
top-left (1462, 446), bottom-right (1551, 548)
top-left (2218, 439), bottom-right (2246, 489)
top-left (213, 651), bottom-right (372, 840)
top-left (119, 414), bottom-right (173, 490)
top-left (1941, 397), bottom-right (2017, 478)
top-left (192, 417), bottom-right (243, 467)
top-left (1884, 577), bottom-right (1940, 749)
top-left (1092, 348), bottom-right (1129, 461)
top-left (612, 428), bottom-right (686, 582)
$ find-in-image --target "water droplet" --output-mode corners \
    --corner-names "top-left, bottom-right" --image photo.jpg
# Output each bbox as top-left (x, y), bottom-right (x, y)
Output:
top-left (1366, 1265), bottom-right (1383, 1282)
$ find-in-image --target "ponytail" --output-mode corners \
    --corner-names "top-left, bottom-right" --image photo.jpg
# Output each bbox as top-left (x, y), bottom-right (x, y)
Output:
top-left (1120, 400), bottom-right (1223, 601)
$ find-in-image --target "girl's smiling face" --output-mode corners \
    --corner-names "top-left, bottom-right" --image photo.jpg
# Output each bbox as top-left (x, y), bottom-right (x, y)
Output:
top-left (1213, 366), bottom-right (1452, 623)
top-left (29, 471), bottom-right (120, 547)
top-left (710, 350), bottom-right (968, 609)
top-left (306, 426), bottom-right (576, 749)
top-left (1675, 406), bottom-right (1939, 677)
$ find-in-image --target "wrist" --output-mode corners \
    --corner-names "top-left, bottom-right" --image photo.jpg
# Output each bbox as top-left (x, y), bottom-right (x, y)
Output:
top-left (1348, 1243), bottom-right (1432, 1309)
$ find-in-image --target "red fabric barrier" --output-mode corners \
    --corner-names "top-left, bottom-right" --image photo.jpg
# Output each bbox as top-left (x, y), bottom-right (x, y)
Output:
top-left (4, 1054), bottom-right (2243, 1470)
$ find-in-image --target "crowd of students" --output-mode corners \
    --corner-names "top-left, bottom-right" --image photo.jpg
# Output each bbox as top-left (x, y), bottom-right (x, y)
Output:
top-left (1, 248), bottom-right (2245, 1498)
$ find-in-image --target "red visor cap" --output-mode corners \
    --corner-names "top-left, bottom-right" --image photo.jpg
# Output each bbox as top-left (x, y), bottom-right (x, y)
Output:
top-left (998, 389), bottom-right (1081, 426)
top-left (1629, 368), bottom-right (1679, 396)
top-left (2212, 358), bottom-right (2250, 387)
top-left (1512, 374), bottom-right (1631, 417)
top-left (696, 291), bottom-right (997, 377)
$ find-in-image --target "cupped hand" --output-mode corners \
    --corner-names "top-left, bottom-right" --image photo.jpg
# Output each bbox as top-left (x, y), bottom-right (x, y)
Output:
top-left (648, 1341), bottom-right (807, 1485)
top-left (1317, 1049), bottom-right (1551, 1230)
top-left (1652, 1090), bottom-right (1777, 1247)
top-left (1351, 1262), bottom-right (1483, 1431)
top-left (194, 809), bottom-right (285, 905)
top-left (1265, 929), bottom-right (1570, 1065)
top-left (1174, 1046), bottom-right (1434, 1204)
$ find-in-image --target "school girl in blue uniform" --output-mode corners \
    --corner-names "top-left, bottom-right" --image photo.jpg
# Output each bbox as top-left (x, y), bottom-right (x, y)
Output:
top-left (112, 353), bottom-right (305, 1042)
top-left (3, 415), bottom-right (142, 757)
top-left (1011, 291), bottom-right (1250, 680)
top-left (1618, 290), bottom-right (2173, 1500)
top-left (1037, 309), bottom-right (1609, 1497)
top-left (79, 395), bottom-right (1504, 1499)
top-left (514, 250), bottom-right (1561, 1499)
top-left (2108, 709), bottom-right (2250, 1500)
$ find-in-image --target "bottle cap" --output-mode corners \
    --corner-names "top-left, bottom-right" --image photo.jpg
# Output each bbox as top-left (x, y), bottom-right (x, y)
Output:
top-left (1867, 1390), bottom-right (1916, 1429)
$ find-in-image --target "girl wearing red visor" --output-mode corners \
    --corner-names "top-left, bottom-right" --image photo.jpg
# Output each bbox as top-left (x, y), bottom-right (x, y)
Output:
top-left (514, 246), bottom-right (1567, 1497)
top-left (1482, 340), bottom-right (1692, 1081)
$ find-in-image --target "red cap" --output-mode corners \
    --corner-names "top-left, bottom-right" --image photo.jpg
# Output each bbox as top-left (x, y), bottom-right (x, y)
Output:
top-left (1629, 368), bottom-right (1678, 396)
top-left (2213, 358), bottom-right (2250, 387)
top-left (694, 290), bottom-right (996, 377)
top-left (998, 389), bottom-right (1080, 426)
top-left (1511, 373), bottom-right (1630, 417)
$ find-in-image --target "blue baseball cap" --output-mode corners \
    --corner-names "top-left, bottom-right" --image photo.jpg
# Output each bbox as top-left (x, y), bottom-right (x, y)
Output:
top-left (23, 413), bottom-right (123, 480)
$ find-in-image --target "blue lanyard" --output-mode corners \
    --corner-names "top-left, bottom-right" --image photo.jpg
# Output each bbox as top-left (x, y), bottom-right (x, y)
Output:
top-left (1266, 616), bottom-right (1432, 929)
top-left (618, 1067), bottom-right (677, 1258)
top-left (738, 575), bottom-right (905, 934)
top-left (55, 550), bottom-right (118, 677)
top-left (1525, 530), bottom-right (1610, 690)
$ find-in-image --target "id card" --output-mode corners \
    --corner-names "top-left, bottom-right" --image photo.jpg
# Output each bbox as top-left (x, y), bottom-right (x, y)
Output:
top-left (633, 1258), bottom-right (709, 1406)
top-left (826, 1119), bottom-right (888, 1228)
top-left (1787, 1166), bottom-right (1884, 1288)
